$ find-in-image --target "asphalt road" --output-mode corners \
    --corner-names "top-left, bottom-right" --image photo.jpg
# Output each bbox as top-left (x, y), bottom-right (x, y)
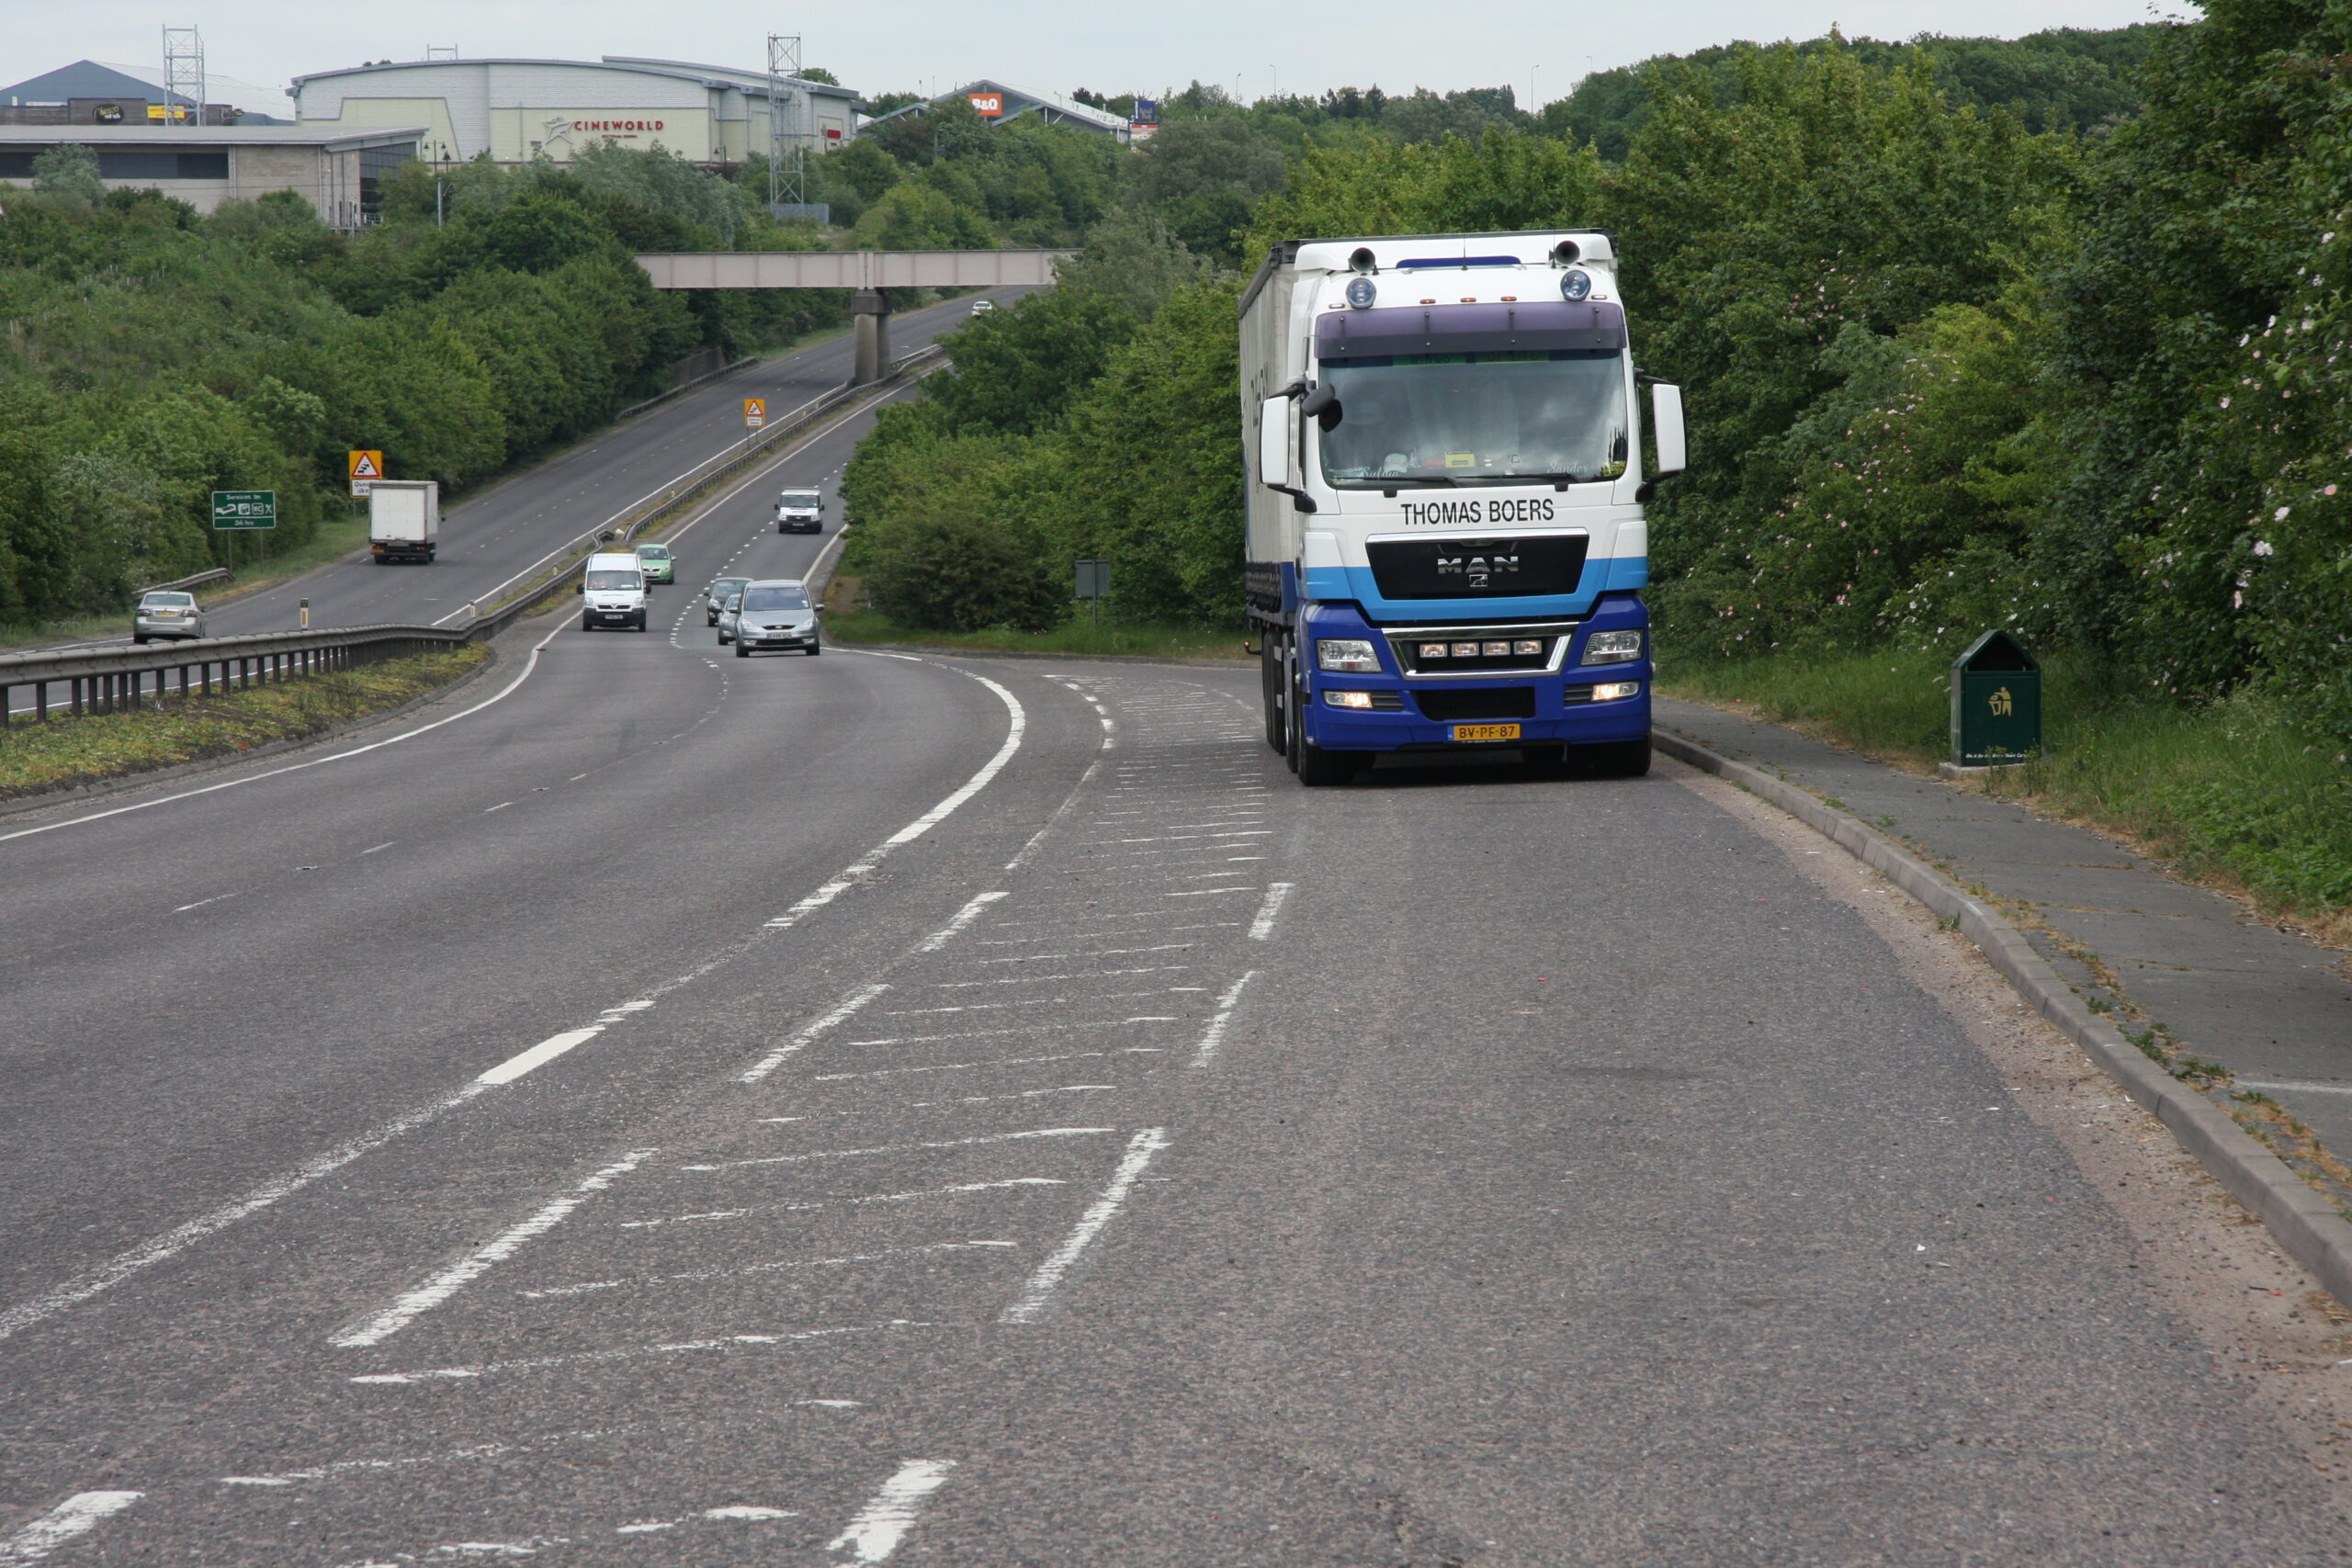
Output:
top-left (6, 389), bottom-right (2352, 1560)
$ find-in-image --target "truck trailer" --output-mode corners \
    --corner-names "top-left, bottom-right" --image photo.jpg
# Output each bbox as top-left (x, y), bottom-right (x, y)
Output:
top-left (1241, 231), bottom-right (1685, 784)
top-left (368, 480), bottom-right (440, 564)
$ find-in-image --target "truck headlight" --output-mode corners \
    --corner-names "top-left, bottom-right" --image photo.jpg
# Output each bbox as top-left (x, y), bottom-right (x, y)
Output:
top-left (1583, 629), bottom-right (1644, 665)
top-left (1592, 681), bottom-right (1643, 701)
top-left (1316, 638), bottom-right (1380, 673)
top-left (1324, 689), bottom-right (1376, 709)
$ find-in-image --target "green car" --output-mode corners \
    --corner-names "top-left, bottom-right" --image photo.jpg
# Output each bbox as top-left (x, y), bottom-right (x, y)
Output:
top-left (633, 543), bottom-right (676, 585)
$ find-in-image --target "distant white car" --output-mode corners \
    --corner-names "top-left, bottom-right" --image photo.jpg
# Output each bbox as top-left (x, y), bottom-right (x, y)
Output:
top-left (969, 299), bottom-right (995, 315)
top-left (133, 591), bottom-right (205, 643)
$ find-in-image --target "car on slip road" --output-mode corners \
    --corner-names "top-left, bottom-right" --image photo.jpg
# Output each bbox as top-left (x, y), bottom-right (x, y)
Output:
top-left (969, 299), bottom-right (995, 314)
top-left (633, 543), bottom-right (676, 585)
top-left (730, 580), bottom-right (820, 658)
top-left (707, 575), bottom-right (750, 626)
top-left (132, 590), bottom-right (206, 643)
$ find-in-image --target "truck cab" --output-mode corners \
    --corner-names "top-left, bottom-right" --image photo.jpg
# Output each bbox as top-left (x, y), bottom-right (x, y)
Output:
top-left (1241, 231), bottom-right (1687, 784)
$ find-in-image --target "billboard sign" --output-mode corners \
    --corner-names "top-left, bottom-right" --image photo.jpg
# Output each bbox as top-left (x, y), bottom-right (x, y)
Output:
top-left (969, 92), bottom-right (1004, 118)
top-left (1131, 98), bottom-right (1160, 125)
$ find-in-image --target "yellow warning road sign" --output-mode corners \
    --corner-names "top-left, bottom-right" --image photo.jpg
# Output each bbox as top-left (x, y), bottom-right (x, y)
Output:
top-left (348, 450), bottom-right (384, 497)
top-left (743, 398), bottom-right (767, 429)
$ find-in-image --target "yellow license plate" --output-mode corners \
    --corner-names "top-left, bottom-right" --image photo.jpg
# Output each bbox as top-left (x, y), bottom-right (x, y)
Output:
top-left (1453, 722), bottom-right (1521, 743)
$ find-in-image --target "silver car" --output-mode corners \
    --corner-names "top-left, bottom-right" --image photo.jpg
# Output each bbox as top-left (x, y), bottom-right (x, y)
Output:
top-left (730, 580), bottom-right (820, 658)
top-left (133, 591), bottom-right (206, 644)
top-left (707, 575), bottom-right (750, 626)
top-left (715, 591), bottom-right (743, 646)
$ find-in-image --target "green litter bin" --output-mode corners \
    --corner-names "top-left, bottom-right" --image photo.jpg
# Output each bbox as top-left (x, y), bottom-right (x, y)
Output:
top-left (1950, 629), bottom-right (2041, 767)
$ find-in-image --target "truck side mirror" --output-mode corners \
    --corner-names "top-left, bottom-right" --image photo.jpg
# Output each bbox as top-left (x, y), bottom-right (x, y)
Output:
top-left (1300, 381), bottom-right (1341, 431)
top-left (1257, 396), bottom-right (1295, 491)
top-left (1649, 383), bottom-right (1688, 477)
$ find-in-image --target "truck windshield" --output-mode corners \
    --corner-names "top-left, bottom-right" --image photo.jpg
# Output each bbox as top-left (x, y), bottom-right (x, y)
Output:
top-left (584, 570), bottom-right (642, 591)
top-left (1317, 351), bottom-right (1628, 487)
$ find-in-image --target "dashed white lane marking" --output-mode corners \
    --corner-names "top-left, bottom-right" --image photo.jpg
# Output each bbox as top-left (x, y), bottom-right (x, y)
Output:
top-left (0, 1492), bottom-right (142, 1565)
top-left (741, 983), bottom-right (890, 1084)
top-left (0, 623), bottom-right (566, 847)
top-left (482, 801), bottom-right (514, 814)
top-left (617, 1178), bottom-right (1069, 1230)
top-left (829, 1460), bottom-right (957, 1562)
top-left (350, 1320), bottom-right (922, 1384)
top-left (172, 892), bottom-right (237, 913)
top-left (1189, 972), bottom-right (1261, 1069)
top-left (1248, 882), bottom-right (1296, 941)
top-left (679, 1126), bottom-right (1114, 1171)
top-left (361, 841), bottom-right (395, 855)
top-left (763, 671), bottom-right (1025, 931)
top-left (331, 1148), bottom-right (659, 1347)
top-left (842, 1017), bottom-right (1177, 1046)
top-left (478, 998), bottom-right (653, 1086)
top-left (979, 942), bottom-right (1192, 964)
top-left (1001, 1128), bottom-right (1170, 1325)
top-left (518, 1239), bottom-right (1015, 1300)
top-left (913, 890), bottom-right (1007, 953)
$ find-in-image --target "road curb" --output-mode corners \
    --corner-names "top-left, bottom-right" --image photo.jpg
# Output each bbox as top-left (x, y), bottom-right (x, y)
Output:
top-left (1654, 727), bottom-right (2352, 1309)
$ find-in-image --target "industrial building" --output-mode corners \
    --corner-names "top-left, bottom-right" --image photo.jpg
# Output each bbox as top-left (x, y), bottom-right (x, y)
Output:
top-left (0, 124), bottom-right (419, 225)
top-left (290, 56), bottom-right (855, 170)
top-left (0, 59), bottom-right (284, 127)
top-left (859, 81), bottom-right (1128, 139)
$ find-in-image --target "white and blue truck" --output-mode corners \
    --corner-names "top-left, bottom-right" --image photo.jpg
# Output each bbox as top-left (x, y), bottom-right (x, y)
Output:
top-left (1242, 231), bottom-right (1685, 784)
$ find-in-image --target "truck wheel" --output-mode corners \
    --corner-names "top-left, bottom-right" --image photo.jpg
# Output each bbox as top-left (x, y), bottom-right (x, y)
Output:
top-left (1261, 636), bottom-right (1287, 754)
top-left (1585, 734), bottom-right (1652, 777)
top-left (1290, 662), bottom-right (1363, 785)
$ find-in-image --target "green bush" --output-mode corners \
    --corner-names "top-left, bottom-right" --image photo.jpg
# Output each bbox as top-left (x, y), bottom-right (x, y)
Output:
top-left (867, 504), bottom-right (1067, 632)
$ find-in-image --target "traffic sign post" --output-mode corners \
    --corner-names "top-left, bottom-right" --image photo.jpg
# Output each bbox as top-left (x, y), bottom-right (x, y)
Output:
top-left (348, 450), bottom-right (384, 497)
top-left (1075, 558), bottom-right (1110, 627)
top-left (743, 398), bottom-right (767, 430)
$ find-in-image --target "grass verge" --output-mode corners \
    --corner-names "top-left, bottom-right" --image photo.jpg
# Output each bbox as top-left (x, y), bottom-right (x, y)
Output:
top-left (1659, 645), bottom-right (2352, 943)
top-left (818, 579), bottom-right (1246, 661)
top-left (0, 645), bottom-right (488, 800)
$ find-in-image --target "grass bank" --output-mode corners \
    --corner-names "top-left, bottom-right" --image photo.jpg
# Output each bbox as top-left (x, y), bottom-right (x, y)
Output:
top-left (0, 645), bottom-right (488, 800)
top-left (818, 578), bottom-right (1246, 661)
top-left (1660, 646), bottom-right (2352, 942)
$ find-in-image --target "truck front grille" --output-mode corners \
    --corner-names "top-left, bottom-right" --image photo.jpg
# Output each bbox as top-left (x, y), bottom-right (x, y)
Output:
top-left (1385, 622), bottom-right (1576, 677)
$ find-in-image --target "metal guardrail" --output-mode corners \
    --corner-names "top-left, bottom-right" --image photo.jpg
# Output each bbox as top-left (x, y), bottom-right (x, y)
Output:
top-left (141, 567), bottom-right (232, 595)
top-left (0, 352), bottom-right (953, 733)
top-left (0, 625), bottom-right (469, 728)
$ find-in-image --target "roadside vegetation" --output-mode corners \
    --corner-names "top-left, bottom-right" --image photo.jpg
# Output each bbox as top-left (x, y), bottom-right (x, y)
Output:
top-left (0, 645), bottom-right (487, 799)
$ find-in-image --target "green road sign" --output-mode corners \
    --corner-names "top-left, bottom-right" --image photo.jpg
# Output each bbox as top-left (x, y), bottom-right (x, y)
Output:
top-left (211, 490), bottom-right (277, 529)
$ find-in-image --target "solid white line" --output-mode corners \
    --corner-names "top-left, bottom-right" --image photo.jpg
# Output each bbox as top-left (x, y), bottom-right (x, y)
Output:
top-left (829, 1460), bottom-right (957, 1562)
top-left (616, 1178), bottom-right (1069, 1230)
top-left (2239, 1079), bottom-right (2352, 1094)
top-left (0, 1080), bottom-right (492, 1346)
top-left (1188, 972), bottom-right (1261, 1069)
top-left (679, 1126), bottom-right (1113, 1171)
top-left (0, 1493), bottom-right (142, 1565)
top-left (740, 984), bottom-right (890, 1084)
top-left (0, 623), bottom-right (566, 847)
top-left (1248, 882), bottom-right (1295, 941)
top-left (913, 891), bottom-right (1007, 953)
top-left (1001, 1128), bottom-right (1170, 1325)
top-left (350, 1320), bottom-right (918, 1384)
top-left (330, 1148), bottom-right (658, 1347)
top-left (763, 671), bottom-right (1025, 931)
top-left (478, 1027), bottom-right (605, 1087)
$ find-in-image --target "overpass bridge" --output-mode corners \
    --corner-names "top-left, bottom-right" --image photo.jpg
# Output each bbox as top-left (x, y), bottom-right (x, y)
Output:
top-left (635, 249), bottom-right (1072, 383)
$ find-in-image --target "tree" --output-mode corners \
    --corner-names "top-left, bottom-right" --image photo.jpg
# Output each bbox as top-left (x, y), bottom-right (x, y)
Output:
top-left (32, 144), bottom-right (104, 203)
top-left (853, 182), bottom-right (995, 249)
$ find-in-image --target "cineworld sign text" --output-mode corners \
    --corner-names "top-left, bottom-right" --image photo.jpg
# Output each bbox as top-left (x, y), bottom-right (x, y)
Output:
top-left (573, 119), bottom-right (666, 132)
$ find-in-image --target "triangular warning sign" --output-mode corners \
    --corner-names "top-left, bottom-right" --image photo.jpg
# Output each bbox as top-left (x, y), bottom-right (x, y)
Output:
top-left (350, 452), bottom-right (381, 479)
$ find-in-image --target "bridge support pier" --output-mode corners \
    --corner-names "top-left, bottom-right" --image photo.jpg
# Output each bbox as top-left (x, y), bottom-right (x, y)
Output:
top-left (851, 289), bottom-right (892, 386)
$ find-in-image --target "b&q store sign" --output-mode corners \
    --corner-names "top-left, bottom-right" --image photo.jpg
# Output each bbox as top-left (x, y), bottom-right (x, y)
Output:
top-left (969, 93), bottom-right (1004, 118)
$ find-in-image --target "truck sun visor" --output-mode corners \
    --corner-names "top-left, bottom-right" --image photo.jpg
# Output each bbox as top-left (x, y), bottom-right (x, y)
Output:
top-left (1316, 301), bottom-right (1626, 359)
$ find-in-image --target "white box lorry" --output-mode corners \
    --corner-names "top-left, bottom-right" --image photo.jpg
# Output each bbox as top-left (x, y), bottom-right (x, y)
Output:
top-left (1241, 230), bottom-right (1687, 783)
top-left (368, 480), bottom-right (440, 564)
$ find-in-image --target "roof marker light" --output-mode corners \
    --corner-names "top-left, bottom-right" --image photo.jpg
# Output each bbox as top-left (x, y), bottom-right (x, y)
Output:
top-left (1345, 276), bottom-right (1377, 310)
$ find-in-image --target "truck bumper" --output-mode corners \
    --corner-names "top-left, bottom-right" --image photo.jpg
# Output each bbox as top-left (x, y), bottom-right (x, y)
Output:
top-left (1295, 594), bottom-right (1652, 753)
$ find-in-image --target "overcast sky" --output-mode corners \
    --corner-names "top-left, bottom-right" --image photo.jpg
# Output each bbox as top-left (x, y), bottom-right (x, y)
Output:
top-left (25, 0), bottom-right (2192, 111)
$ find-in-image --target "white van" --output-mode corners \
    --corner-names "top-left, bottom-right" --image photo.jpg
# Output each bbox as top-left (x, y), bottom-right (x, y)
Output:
top-left (580, 551), bottom-right (649, 632)
top-left (776, 489), bottom-right (823, 535)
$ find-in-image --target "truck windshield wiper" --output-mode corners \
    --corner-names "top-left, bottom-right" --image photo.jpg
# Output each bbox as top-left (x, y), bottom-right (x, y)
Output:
top-left (1380, 475), bottom-right (1466, 487)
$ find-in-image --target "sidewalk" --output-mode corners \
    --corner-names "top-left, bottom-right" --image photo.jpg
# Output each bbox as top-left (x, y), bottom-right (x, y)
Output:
top-left (1657, 697), bottom-right (2352, 1156)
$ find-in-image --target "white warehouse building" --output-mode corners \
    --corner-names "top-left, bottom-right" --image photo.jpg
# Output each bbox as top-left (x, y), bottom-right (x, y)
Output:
top-left (289, 55), bottom-right (855, 170)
